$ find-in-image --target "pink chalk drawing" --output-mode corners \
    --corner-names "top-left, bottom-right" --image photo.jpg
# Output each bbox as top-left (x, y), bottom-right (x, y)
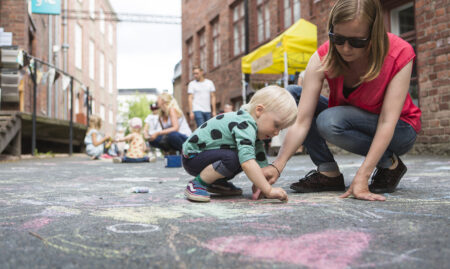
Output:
top-left (203, 230), bottom-right (371, 269)
top-left (20, 217), bottom-right (52, 230)
top-left (241, 223), bottom-right (291, 231)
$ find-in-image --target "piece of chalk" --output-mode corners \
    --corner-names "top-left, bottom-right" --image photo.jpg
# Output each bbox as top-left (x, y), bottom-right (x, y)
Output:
top-left (131, 187), bottom-right (149, 193)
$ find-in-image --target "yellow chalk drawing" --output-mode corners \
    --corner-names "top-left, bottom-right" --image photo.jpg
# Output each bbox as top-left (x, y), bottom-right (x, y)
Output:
top-left (41, 206), bottom-right (81, 216)
top-left (93, 203), bottom-right (262, 224)
top-left (46, 236), bottom-right (126, 259)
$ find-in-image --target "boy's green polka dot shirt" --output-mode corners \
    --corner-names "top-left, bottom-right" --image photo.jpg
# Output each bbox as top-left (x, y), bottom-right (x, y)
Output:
top-left (182, 110), bottom-right (269, 167)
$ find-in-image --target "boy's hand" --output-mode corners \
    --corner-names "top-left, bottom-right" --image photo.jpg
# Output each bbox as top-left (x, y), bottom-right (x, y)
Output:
top-left (251, 185), bottom-right (264, 200)
top-left (266, 187), bottom-right (288, 202)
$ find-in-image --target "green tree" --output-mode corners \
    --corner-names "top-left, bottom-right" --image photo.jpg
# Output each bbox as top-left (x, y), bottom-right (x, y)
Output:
top-left (120, 94), bottom-right (156, 133)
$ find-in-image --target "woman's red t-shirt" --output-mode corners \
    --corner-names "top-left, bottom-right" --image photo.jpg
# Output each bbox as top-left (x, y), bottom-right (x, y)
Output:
top-left (317, 33), bottom-right (421, 133)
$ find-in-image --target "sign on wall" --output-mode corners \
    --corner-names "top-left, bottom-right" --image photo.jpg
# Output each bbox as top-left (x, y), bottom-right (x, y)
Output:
top-left (31, 0), bottom-right (61, 15)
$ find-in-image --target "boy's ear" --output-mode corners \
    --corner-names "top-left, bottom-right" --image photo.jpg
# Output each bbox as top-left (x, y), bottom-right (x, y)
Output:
top-left (255, 104), bottom-right (265, 117)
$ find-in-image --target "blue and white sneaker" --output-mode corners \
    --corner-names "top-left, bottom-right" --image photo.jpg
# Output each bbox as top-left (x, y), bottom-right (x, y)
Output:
top-left (185, 180), bottom-right (211, 202)
top-left (207, 178), bottom-right (243, 196)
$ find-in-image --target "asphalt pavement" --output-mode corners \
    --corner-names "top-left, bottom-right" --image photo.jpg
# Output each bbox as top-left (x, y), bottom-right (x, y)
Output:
top-left (0, 153), bottom-right (449, 269)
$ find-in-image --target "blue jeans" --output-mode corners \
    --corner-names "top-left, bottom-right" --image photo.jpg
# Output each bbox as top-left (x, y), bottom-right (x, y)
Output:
top-left (193, 111), bottom-right (212, 127)
top-left (287, 85), bottom-right (417, 171)
top-left (122, 156), bottom-right (149, 163)
top-left (182, 149), bottom-right (242, 180)
top-left (149, 131), bottom-right (188, 152)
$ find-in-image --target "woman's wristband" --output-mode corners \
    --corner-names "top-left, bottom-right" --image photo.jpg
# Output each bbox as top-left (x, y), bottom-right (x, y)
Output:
top-left (269, 163), bottom-right (281, 177)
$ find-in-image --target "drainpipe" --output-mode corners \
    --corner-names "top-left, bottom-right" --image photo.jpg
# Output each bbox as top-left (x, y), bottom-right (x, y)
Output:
top-left (47, 15), bottom-right (52, 117)
top-left (61, 0), bottom-right (69, 119)
top-left (243, 0), bottom-right (250, 104)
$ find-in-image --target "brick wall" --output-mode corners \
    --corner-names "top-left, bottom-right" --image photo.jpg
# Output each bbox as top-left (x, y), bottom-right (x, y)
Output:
top-left (0, 0), bottom-right (50, 114)
top-left (0, 0), bottom-right (118, 136)
top-left (413, 0), bottom-right (450, 154)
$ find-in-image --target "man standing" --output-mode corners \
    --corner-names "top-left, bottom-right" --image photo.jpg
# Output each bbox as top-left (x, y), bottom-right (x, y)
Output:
top-left (188, 66), bottom-right (216, 127)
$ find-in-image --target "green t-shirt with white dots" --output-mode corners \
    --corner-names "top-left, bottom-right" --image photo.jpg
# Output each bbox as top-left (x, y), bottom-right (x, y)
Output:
top-left (182, 110), bottom-right (269, 167)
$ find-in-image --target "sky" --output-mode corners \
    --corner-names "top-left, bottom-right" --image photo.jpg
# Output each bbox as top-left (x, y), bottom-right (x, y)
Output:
top-left (108, 0), bottom-right (181, 93)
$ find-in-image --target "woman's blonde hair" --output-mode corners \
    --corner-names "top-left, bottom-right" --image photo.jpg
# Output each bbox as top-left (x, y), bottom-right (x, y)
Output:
top-left (158, 93), bottom-right (183, 118)
top-left (322, 0), bottom-right (389, 83)
top-left (87, 115), bottom-right (102, 133)
top-left (242, 85), bottom-right (297, 129)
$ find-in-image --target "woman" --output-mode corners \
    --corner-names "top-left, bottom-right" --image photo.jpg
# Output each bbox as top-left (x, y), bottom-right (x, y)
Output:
top-left (145, 93), bottom-right (192, 153)
top-left (265, 0), bottom-right (421, 201)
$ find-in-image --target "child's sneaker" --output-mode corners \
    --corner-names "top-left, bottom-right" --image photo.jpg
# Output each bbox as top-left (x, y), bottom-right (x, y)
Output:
top-left (207, 178), bottom-right (243, 196)
top-left (185, 180), bottom-right (210, 202)
top-left (113, 157), bottom-right (122, 163)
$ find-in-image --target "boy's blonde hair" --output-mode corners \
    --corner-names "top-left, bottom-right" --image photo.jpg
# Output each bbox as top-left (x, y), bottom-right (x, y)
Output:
top-left (87, 115), bottom-right (102, 132)
top-left (242, 85), bottom-right (297, 129)
top-left (158, 93), bottom-right (183, 118)
top-left (323, 0), bottom-right (389, 83)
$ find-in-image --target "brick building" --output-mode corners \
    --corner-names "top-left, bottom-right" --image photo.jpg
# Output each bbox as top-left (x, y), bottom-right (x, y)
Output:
top-left (181, 0), bottom-right (449, 154)
top-left (0, 0), bottom-right (117, 153)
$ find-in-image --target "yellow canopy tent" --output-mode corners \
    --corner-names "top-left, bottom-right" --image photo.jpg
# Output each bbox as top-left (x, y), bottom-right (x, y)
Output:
top-left (241, 19), bottom-right (317, 89)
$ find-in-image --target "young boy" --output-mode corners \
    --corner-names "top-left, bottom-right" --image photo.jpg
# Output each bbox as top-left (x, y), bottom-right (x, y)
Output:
top-left (182, 85), bottom-right (298, 202)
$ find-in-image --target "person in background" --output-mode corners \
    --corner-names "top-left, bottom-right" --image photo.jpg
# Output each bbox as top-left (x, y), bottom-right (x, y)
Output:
top-left (143, 103), bottom-right (162, 161)
top-left (188, 66), bottom-right (216, 127)
top-left (223, 104), bottom-right (234, 113)
top-left (147, 93), bottom-right (192, 153)
top-left (84, 115), bottom-right (112, 160)
top-left (266, 0), bottom-right (421, 201)
top-left (182, 85), bottom-right (297, 203)
top-left (113, 117), bottom-right (149, 163)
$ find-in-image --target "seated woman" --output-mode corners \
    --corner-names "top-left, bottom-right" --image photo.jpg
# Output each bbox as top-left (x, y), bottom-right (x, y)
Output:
top-left (145, 93), bottom-right (192, 153)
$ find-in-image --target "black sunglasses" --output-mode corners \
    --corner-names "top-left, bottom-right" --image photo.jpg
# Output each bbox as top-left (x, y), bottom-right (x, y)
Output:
top-left (328, 31), bottom-right (370, 48)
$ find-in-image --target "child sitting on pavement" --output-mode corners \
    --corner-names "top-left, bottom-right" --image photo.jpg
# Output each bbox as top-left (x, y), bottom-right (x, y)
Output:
top-left (182, 85), bottom-right (298, 202)
top-left (84, 115), bottom-right (112, 160)
top-left (113, 117), bottom-right (149, 163)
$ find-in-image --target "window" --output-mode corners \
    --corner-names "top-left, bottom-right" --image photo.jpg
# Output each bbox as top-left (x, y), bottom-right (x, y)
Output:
top-left (75, 95), bottom-right (79, 114)
top-left (100, 104), bottom-right (105, 121)
top-left (91, 99), bottom-right (96, 114)
top-left (232, 1), bottom-right (245, 56)
top-left (390, 2), bottom-right (418, 104)
top-left (109, 62), bottom-right (113, 93)
top-left (89, 0), bottom-right (95, 19)
top-left (108, 23), bottom-right (113, 45)
top-left (99, 9), bottom-right (105, 34)
top-left (89, 40), bottom-right (95, 79)
top-left (198, 29), bottom-right (206, 72)
top-left (257, 0), bottom-right (270, 43)
top-left (109, 109), bottom-right (113, 124)
top-left (284, 0), bottom-right (301, 28)
top-left (211, 18), bottom-right (221, 68)
top-left (75, 23), bottom-right (82, 69)
top-left (100, 52), bottom-right (105, 88)
top-left (186, 38), bottom-right (193, 80)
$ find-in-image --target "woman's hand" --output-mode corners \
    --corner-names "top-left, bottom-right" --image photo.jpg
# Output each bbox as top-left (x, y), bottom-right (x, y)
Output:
top-left (262, 165), bottom-right (280, 185)
top-left (340, 172), bottom-right (386, 201)
top-left (149, 133), bottom-right (159, 142)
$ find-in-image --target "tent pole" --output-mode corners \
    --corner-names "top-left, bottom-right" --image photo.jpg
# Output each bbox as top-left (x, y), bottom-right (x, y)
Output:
top-left (283, 51), bottom-right (288, 88)
top-left (242, 73), bottom-right (247, 105)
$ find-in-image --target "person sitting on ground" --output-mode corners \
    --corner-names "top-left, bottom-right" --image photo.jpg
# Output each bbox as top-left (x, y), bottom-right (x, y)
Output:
top-left (84, 115), bottom-right (112, 160)
top-left (143, 103), bottom-right (163, 160)
top-left (266, 0), bottom-right (421, 201)
top-left (223, 103), bottom-right (234, 113)
top-left (182, 85), bottom-right (297, 202)
top-left (147, 93), bottom-right (192, 153)
top-left (113, 117), bottom-right (149, 163)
